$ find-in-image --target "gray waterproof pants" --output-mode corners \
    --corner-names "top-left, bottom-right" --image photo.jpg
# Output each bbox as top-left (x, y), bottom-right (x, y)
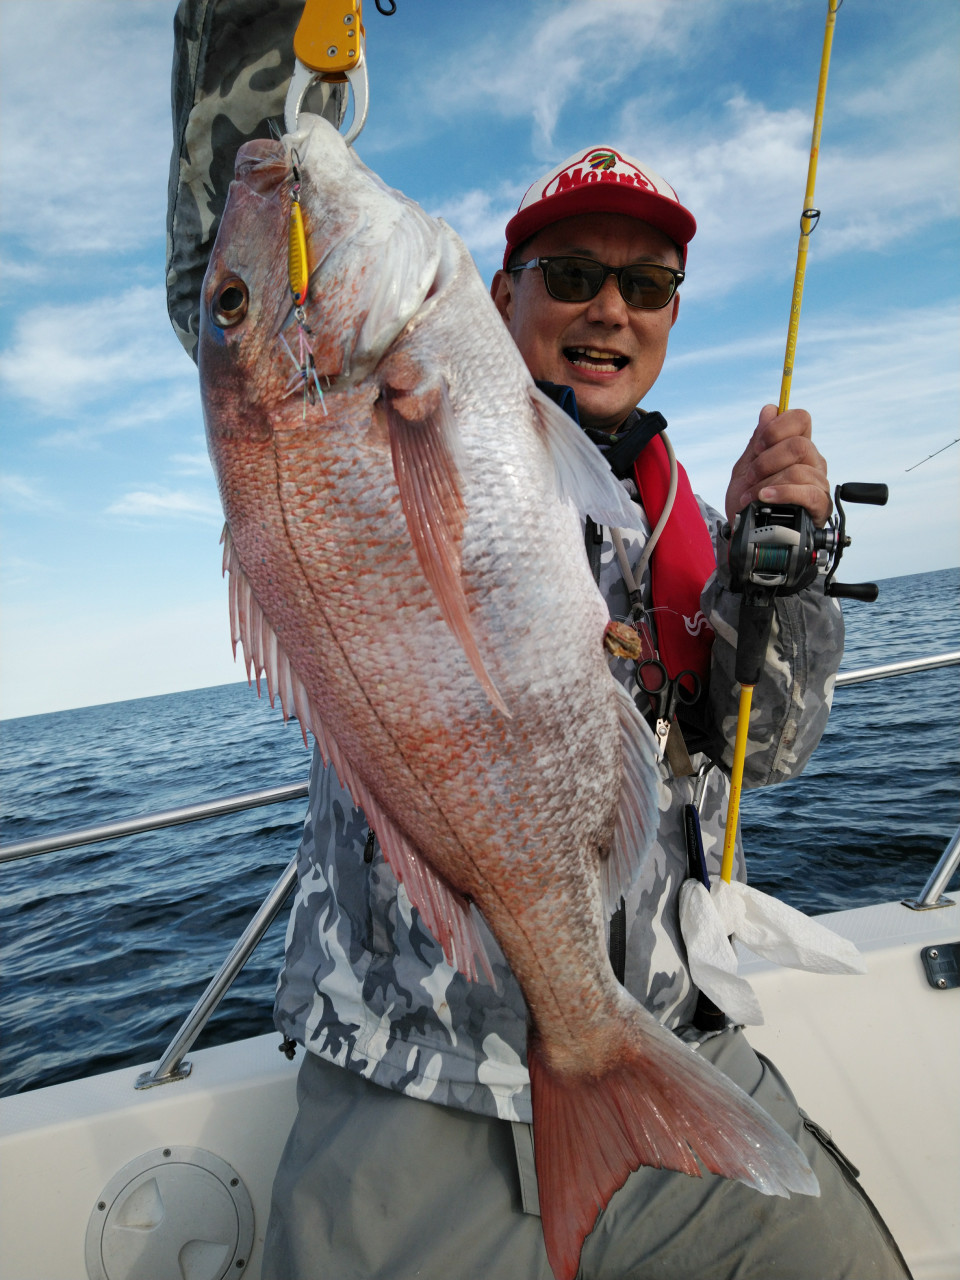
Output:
top-left (263, 1029), bottom-right (910, 1279)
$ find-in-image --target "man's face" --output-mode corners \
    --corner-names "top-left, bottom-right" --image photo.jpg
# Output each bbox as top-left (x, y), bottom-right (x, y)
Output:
top-left (491, 213), bottom-right (681, 433)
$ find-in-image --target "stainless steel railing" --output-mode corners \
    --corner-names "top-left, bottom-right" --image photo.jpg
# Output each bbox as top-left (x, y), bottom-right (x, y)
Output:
top-left (903, 823), bottom-right (960, 913)
top-left (135, 855), bottom-right (300, 1089)
top-left (0, 782), bottom-right (309, 866)
top-left (4, 652), bottom-right (957, 868)
top-left (834, 650), bottom-right (960, 687)
top-left (2, 649), bottom-right (958, 1087)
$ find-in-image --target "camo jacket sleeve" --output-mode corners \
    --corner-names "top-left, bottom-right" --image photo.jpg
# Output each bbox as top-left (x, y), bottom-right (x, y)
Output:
top-left (167, 0), bottom-right (342, 361)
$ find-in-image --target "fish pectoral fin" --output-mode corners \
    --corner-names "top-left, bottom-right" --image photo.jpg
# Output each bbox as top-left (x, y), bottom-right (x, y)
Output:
top-left (528, 1013), bottom-right (818, 1280)
top-left (383, 365), bottom-right (509, 718)
top-left (530, 386), bottom-right (645, 531)
top-left (601, 682), bottom-right (660, 914)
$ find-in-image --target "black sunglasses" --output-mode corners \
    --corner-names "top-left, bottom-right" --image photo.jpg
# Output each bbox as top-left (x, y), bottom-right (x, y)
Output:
top-left (512, 255), bottom-right (684, 310)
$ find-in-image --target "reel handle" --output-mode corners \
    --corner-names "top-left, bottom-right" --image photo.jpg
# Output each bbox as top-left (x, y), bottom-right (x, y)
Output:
top-left (823, 480), bottom-right (889, 599)
top-left (828, 581), bottom-right (880, 602)
top-left (837, 482), bottom-right (888, 506)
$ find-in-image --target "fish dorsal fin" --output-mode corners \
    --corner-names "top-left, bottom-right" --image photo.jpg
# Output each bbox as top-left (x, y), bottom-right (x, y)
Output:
top-left (601, 681), bottom-right (660, 915)
top-left (382, 360), bottom-right (508, 717)
top-left (530, 385), bottom-right (645, 532)
top-left (222, 524), bottom-right (495, 985)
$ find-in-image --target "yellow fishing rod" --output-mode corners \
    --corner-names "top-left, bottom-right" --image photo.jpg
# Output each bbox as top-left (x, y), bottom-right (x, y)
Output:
top-left (720, 0), bottom-right (842, 884)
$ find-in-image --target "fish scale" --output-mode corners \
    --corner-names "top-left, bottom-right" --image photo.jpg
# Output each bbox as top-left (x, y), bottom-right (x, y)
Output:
top-left (199, 114), bottom-right (819, 1280)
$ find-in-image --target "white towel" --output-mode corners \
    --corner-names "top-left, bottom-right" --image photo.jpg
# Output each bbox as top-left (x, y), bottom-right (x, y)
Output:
top-left (678, 876), bottom-right (866, 1025)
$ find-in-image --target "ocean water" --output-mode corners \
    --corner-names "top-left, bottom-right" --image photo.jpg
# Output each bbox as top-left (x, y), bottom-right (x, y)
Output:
top-left (1, 568), bottom-right (957, 1097)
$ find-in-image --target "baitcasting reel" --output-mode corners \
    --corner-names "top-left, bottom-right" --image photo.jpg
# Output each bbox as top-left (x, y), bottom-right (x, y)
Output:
top-left (724, 482), bottom-right (889, 685)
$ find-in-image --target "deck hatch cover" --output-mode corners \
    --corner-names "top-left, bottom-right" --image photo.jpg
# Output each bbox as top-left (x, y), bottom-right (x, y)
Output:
top-left (85, 1146), bottom-right (253, 1280)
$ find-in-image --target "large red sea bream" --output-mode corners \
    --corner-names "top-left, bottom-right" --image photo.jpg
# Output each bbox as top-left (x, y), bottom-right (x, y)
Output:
top-left (198, 115), bottom-right (816, 1280)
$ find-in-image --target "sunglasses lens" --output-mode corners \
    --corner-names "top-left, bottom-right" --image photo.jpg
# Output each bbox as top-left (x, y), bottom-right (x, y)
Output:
top-left (543, 259), bottom-right (604, 302)
top-left (620, 265), bottom-right (677, 309)
top-left (541, 259), bottom-right (679, 309)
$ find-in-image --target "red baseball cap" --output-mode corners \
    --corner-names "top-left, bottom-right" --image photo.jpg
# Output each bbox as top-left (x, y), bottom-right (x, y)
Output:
top-left (503, 145), bottom-right (696, 269)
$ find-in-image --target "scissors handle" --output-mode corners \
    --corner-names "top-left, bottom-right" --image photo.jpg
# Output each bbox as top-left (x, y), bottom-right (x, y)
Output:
top-left (671, 669), bottom-right (702, 706)
top-left (636, 658), bottom-right (669, 695)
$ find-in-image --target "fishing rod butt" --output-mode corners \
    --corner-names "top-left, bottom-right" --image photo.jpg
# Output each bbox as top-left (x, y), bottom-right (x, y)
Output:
top-left (734, 595), bottom-right (776, 688)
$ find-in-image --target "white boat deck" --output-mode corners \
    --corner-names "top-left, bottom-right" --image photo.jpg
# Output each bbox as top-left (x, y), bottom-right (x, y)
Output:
top-left (2, 894), bottom-right (957, 1279)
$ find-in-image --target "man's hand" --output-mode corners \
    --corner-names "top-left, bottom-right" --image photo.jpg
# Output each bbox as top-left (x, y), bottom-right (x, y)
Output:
top-left (725, 404), bottom-right (832, 529)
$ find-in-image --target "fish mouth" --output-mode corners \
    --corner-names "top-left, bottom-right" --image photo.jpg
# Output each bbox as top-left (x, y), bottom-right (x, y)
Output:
top-left (563, 347), bottom-right (630, 374)
top-left (234, 139), bottom-right (288, 194)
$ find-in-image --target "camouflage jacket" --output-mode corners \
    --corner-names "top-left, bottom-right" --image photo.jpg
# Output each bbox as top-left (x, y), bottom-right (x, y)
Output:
top-left (273, 505), bottom-right (843, 1123)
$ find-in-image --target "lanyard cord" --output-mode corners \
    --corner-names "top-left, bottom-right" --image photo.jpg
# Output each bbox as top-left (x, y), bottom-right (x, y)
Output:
top-left (610, 429), bottom-right (678, 619)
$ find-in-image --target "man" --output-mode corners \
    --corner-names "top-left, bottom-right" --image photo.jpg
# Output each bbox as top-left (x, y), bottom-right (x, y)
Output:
top-left (490, 151), bottom-right (832, 531)
top-left (167, 11), bottom-right (909, 1274)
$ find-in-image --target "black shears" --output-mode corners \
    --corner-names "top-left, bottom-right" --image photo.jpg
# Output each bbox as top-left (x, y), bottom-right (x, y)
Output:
top-left (636, 659), bottom-right (702, 763)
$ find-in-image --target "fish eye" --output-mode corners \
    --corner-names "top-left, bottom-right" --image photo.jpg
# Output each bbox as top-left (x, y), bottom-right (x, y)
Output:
top-left (212, 279), bottom-right (248, 327)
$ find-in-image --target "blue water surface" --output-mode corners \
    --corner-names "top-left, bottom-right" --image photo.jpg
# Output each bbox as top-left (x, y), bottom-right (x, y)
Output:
top-left (1, 568), bottom-right (957, 1096)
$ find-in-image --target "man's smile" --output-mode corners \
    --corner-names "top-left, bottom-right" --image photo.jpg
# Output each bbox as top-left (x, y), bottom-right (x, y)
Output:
top-left (563, 346), bottom-right (630, 374)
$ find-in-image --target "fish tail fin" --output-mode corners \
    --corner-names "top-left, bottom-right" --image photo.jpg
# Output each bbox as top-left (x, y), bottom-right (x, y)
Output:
top-left (527, 1018), bottom-right (818, 1280)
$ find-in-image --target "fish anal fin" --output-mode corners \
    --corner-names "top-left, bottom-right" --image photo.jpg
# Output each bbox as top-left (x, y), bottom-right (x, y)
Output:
top-left (528, 1012), bottom-right (818, 1280)
top-left (383, 362), bottom-right (508, 717)
top-left (368, 804), bottom-right (496, 987)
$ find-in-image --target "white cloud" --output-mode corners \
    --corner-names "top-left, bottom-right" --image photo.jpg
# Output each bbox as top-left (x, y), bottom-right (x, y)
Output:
top-left (35, 384), bottom-right (202, 451)
top-left (665, 298), bottom-right (960, 579)
top-left (0, 1), bottom-right (173, 258)
top-left (0, 286), bottom-right (194, 420)
top-left (624, 40), bottom-right (959, 295)
top-left (105, 487), bottom-right (222, 523)
top-left (411, 5), bottom-right (959, 297)
top-left (419, 0), bottom-right (697, 155)
top-left (360, 1), bottom-right (705, 161)
top-left (430, 184), bottom-right (526, 270)
top-left (0, 474), bottom-right (60, 513)
top-left (0, 549), bottom-right (54, 593)
top-left (171, 450), bottom-right (214, 477)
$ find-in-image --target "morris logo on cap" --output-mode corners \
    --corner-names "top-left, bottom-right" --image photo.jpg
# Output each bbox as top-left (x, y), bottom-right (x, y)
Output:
top-left (541, 148), bottom-right (662, 201)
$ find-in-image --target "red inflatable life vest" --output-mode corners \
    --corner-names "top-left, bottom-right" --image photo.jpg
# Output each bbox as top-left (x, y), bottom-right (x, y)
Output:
top-left (632, 435), bottom-right (716, 683)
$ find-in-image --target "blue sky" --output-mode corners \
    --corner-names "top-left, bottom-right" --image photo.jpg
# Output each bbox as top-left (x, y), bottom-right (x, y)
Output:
top-left (1, 0), bottom-right (957, 720)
